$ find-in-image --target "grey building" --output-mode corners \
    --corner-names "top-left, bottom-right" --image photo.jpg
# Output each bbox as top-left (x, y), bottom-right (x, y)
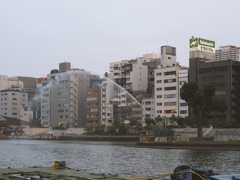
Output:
top-left (41, 62), bottom-right (100, 128)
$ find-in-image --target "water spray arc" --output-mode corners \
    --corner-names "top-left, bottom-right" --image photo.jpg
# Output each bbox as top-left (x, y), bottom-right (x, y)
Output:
top-left (103, 77), bottom-right (161, 128)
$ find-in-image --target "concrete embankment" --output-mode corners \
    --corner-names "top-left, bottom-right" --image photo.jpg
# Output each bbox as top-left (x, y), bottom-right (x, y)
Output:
top-left (0, 135), bottom-right (139, 141)
top-left (134, 142), bottom-right (240, 151)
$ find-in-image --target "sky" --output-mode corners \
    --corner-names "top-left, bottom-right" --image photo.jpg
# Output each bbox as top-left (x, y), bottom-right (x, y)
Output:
top-left (1, 0), bottom-right (240, 78)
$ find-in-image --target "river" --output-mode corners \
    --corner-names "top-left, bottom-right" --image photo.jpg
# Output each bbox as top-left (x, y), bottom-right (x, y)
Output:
top-left (0, 140), bottom-right (240, 177)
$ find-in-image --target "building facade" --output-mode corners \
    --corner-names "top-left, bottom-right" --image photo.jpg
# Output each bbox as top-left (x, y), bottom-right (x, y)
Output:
top-left (40, 62), bottom-right (100, 128)
top-left (215, 45), bottom-right (240, 61)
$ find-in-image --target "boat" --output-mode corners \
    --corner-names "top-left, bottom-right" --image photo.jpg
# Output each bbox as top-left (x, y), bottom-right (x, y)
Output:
top-left (171, 165), bottom-right (240, 180)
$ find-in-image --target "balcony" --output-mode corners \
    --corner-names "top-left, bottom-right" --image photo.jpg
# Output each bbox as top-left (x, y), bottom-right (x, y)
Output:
top-left (132, 114), bottom-right (142, 118)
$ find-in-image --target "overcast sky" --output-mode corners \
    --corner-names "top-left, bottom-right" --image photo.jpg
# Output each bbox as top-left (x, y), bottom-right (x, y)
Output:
top-left (1, 0), bottom-right (239, 78)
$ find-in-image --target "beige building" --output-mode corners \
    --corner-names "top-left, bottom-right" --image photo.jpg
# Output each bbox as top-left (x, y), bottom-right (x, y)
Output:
top-left (0, 90), bottom-right (33, 121)
top-left (215, 45), bottom-right (240, 61)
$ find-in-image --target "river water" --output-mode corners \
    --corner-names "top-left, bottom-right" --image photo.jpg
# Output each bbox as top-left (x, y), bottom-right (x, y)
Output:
top-left (1, 140), bottom-right (240, 177)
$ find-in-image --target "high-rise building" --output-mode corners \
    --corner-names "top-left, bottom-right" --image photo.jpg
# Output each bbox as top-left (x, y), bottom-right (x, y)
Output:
top-left (215, 45), bottom-right (240, 61)
top-left (86, 87), bottom-right (101, 127)
top-left (40, 62), bottom-right (100, 128)
top-left (154, 45), bottom-right (188, 123)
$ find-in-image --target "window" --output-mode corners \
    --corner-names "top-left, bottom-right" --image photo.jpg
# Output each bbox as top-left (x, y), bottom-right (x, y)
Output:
top-left (215, 91), bottom-right (226, 95)
top-left (87, 108), bottom-right (98, 112)
top-left (164, 79), bottom-right (176, 83)
top-left (87, 97), bottom-right (98, 101)
top-left (157, 110), bottom-right (162, 113)
top-left (157, 103), bottom-right (162, 106)
top-left (180, 103), bottom-right (187, 106)
top-left (58, 92), bottom-right (68, 95)
top-left (157, 95), bottom-right (162, 98)
top-left (12, 108), bottom-right (17, 110)
top-left (86, 114), bottom-right (98, 118)
top-left (156, 73), bottom-right (162, 76)
top-left (12, 113), bottom-right (17, 115)
top-left (58, 97), bottom-right (68, 101)
top-left (164, 71), bottom-right (176, 76)
top-left (157, 88), bottom-right (162, 91)
top-left (87, 103), bottom-right (98, 106)
top-left (164, 102), bottom-right (177, 106)
top-left (58, 109), bottom-right (68, 112)
top-left (180, 110), bottom-right (187, 114)
top-left (12, 103), bottom-right (17, 105)
top-left (180, 81), bottom-right (186, 85)
top-left (164, 86), bottom-right (176, 91)
top-left (58, 104), bottom-right (68, 107)
top-left (157, 80), bottom-right (162, 83)
top-left (164, 110), bottom-right (177, 114)
top-left (4, 98), bottom-right (7, 100)
top-left (23, 95), bottom-right (25, 97)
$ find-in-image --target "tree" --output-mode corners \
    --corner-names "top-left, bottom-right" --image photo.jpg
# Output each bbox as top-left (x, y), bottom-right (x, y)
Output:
top-left (180, 82), bottom-right (227, 138)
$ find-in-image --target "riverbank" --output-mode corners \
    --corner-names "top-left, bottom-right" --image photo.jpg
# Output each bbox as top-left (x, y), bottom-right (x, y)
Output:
top-left (0, 135), bottom-right (139, 141)
top-left (133, 141), bottom-right (240, 151)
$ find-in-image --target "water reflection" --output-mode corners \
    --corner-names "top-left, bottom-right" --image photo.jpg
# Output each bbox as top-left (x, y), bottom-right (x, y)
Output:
top-left (1, 140), bottom-right (240, 177)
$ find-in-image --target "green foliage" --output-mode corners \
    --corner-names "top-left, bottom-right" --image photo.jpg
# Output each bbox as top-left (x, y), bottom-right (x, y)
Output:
top-left (180, 82), bottom-right (228, 138)
top-left (129, 119), bottom-right (138, 126)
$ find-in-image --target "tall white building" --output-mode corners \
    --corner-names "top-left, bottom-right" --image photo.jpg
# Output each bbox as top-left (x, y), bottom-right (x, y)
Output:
top-left (215, 45), bottom-right (240, 61)
top-left (154, 46), bottom-right (188, 124)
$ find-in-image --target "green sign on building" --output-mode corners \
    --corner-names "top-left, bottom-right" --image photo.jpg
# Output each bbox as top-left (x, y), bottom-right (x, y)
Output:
top-left (190, 38), bottom-right (215, 53)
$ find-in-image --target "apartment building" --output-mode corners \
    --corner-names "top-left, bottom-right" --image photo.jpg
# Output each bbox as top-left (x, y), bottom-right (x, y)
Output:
top-left (215, 45), bottom-right (240, 61)
top-left (9, 76), bottom-right (37, 120)
top-left (40, 62), bottom-right (100, 128)
top-left (86, 87), bottom-right (101, 127)
top-left (154, 45), bottom-right (188, 124)
top-left (0, 90), bottom-right (33, 121)
top-left (100, 78), bottom-right (115, 126)
top-left (108, 53), bottom-right (158, 124)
